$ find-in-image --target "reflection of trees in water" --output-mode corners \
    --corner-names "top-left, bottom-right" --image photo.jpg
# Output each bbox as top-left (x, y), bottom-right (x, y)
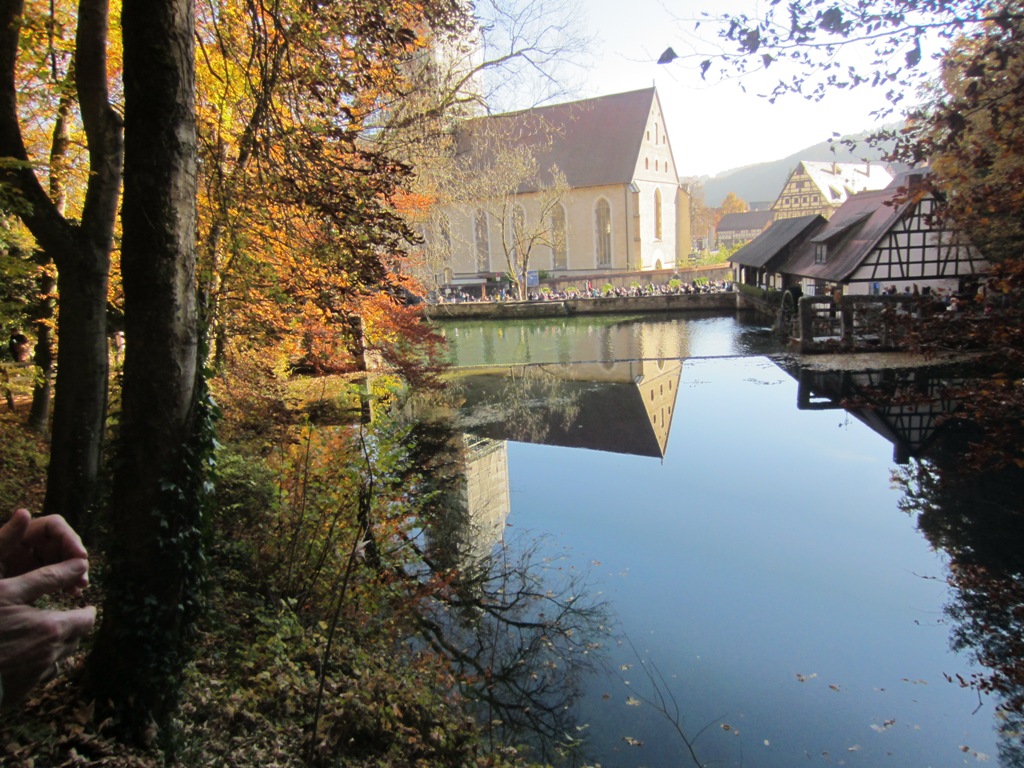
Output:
top-left (895, 459), bottom-right (1024, 765)
top-left (391, 391), bottom-right (609, 762)
top-left (418, 535), bottom-right (609, 763)
top-left (496, 364), bottom-right (580, 444)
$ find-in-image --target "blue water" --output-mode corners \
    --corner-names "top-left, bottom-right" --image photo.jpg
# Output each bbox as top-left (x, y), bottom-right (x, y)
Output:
top-left (441, 314), bottom-right (1004, 767)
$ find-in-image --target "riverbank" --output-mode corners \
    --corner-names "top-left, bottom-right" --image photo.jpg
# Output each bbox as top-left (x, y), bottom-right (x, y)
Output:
top-left (425, 291), bottom-right (737, 320)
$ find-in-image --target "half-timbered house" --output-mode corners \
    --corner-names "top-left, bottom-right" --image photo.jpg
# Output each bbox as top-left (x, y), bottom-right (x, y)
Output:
top-left (732, 171), bottom-right (986, 298)
top-left (715, 210), bottom-right (773, 249)
top-left (771, 161), bottom-right (894, 221)
top-left (776, 171), bottom-right (987, 295)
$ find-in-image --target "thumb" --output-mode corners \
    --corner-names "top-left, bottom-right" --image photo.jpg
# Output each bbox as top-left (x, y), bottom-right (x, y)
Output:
top-left (0, 559), bottom-right (89, 605)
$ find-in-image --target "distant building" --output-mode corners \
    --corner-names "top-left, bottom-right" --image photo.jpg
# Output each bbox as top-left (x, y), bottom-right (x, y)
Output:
top-left (432, 88), bottom-right (691, 290)
top-left (772, 161), bottom-right (893, 222)
top-left (715, 210), bottom-right (772, 249)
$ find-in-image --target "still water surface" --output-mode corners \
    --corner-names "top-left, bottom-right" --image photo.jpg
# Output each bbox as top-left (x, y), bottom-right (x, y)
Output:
top-left (436, 312), bottom-right (1007, 766)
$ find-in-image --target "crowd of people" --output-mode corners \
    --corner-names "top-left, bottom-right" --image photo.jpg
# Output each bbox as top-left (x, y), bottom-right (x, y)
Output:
top-left (435, 277), bottom-right (734, 304)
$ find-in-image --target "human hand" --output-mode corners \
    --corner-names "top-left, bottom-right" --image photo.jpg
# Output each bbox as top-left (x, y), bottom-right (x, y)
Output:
top-left (0, 509), bottom-right (89, 594)
top-left (0, 558), bottom-right (96, 706)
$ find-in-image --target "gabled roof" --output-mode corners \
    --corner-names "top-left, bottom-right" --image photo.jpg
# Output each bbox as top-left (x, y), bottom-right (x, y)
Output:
top-left (717, 210), bottom-right (772, 233)
top-left (776, 174), bottom-right (918, 282)
top-left (730, 214), bottom-right (826, 269)
top-left (778, 161), bottom-right (894, 209)
top-left (454, 88), bottom-right (659, 191)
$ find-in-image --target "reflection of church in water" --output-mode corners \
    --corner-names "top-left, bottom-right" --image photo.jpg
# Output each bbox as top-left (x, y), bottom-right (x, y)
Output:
top-left (455, 320), bottom-right (686, 557)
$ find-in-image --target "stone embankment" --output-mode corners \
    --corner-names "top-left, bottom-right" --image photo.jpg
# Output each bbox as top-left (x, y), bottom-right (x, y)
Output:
top-left (424, 292), bottom-right (737, 320)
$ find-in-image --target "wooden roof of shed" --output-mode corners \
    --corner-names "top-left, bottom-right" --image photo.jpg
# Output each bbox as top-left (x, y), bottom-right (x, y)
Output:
top-left (729, 215), bottom-right (826, 269)
top-left (454, 88), bottom-right (659, 191)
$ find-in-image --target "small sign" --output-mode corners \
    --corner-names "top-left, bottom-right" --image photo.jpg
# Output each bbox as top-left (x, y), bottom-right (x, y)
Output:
top-left (526, 270), bottom-right (539, 287)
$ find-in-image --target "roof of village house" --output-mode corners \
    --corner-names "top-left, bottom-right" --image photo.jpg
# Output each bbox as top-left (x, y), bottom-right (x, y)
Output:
top-left (454, 88), bottom-right (662, 192)
top-left (780, 161), bottom-right (894, 208)
top-left (776, 171), bottom-right (923, 282)
top-left (717, 210), bottom-right (773, 234)
top-left (729, 214), bottom-right (826, 269)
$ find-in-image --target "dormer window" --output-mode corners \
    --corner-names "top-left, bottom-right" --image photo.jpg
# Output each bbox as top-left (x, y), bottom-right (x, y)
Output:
top-left (815, 243), bottom-right (828, 264)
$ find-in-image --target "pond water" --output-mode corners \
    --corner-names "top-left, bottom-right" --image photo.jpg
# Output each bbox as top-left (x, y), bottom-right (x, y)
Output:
top-left (432, 312), bottom-right (1015, 767)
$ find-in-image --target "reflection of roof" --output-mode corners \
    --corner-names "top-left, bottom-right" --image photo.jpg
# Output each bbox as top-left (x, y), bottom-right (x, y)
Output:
top-left (776, 176), bottom-right (917, 282)
top-left (717, 210), bottom-right (772, 233)
top-left (730, 215), bottom-right (826, 269)
top-left (455, 88), bottom-right (659, 191)
top-left (457, 369), bottom-right (678, 458)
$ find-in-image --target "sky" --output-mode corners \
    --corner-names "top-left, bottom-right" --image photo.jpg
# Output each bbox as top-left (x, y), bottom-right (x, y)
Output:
top-left (571, 0), bottom-right (912, 178)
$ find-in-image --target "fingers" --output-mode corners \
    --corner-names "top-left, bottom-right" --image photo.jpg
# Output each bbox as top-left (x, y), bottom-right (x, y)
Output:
top-left (53, 605), bottom-right (97, 650)
top-left (0, 511), bottom-right (89, 583)
top-left (0, 604), bottom-right (96, 709)
top-left (23, 513), bottom-right (88, 563)
top-left (0, 559), bottom-right (89, 605)
top-left (0, 509), bottom-right (32, 573)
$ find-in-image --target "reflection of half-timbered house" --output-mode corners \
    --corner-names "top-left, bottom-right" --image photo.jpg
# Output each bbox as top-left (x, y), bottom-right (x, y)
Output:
top-left (737, 171), bottom-right (988, 296)
top-left (779, 361), bottom-right (965, 464)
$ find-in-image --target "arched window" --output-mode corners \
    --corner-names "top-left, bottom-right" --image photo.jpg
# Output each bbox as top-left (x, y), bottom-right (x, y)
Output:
top-left (654, 188), bottom-right (663, 240)
top-left (550, 203), bottom-right (567, 270)
top-left (595, 199), bottom-right (612, 268)
top-left (474, 209), bottom-right (490, 272)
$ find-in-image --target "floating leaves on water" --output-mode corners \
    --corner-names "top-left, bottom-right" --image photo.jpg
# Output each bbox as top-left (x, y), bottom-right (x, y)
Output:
top-left (829, 684), bottom-right (841, 692)
top-left (623, 736), bottom-right (643, 747)
top-left (795, 672), bottom-right (818, 683)
top-left (960, 745), bottom-right (990, 761)
top-left (902, 678), bottom-right (928, 685)
top-left (625, 696), bottom-right (641, 707)
top-left (763, 740), bottom-right (770, 746)
top-left (870, 718), bottom-right (896, 732)
top-left (848, 744), bottom-right (862, 752)
top-left (619, 664), bottom-right (632, 671)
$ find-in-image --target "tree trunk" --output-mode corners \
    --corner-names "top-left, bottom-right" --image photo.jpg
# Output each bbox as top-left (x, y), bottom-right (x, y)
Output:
top-left (27, 269), bottom-right (55, 433)
top-left (85, 0), bottom-right (204, 747)
top-left (41, 255), bottom-right (109, 526)
top-left (0, 0), bottom-right (122, 531)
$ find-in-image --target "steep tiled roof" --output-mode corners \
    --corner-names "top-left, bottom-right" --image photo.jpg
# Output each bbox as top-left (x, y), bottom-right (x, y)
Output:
top-left (454, 88), bottom-right (658, 191)
top-left (799, 161), bottom-right (894, 206)
top-left (730, 215), bottom-right (826, 269)
top-left (777, 176), bottom-right (917, 281)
